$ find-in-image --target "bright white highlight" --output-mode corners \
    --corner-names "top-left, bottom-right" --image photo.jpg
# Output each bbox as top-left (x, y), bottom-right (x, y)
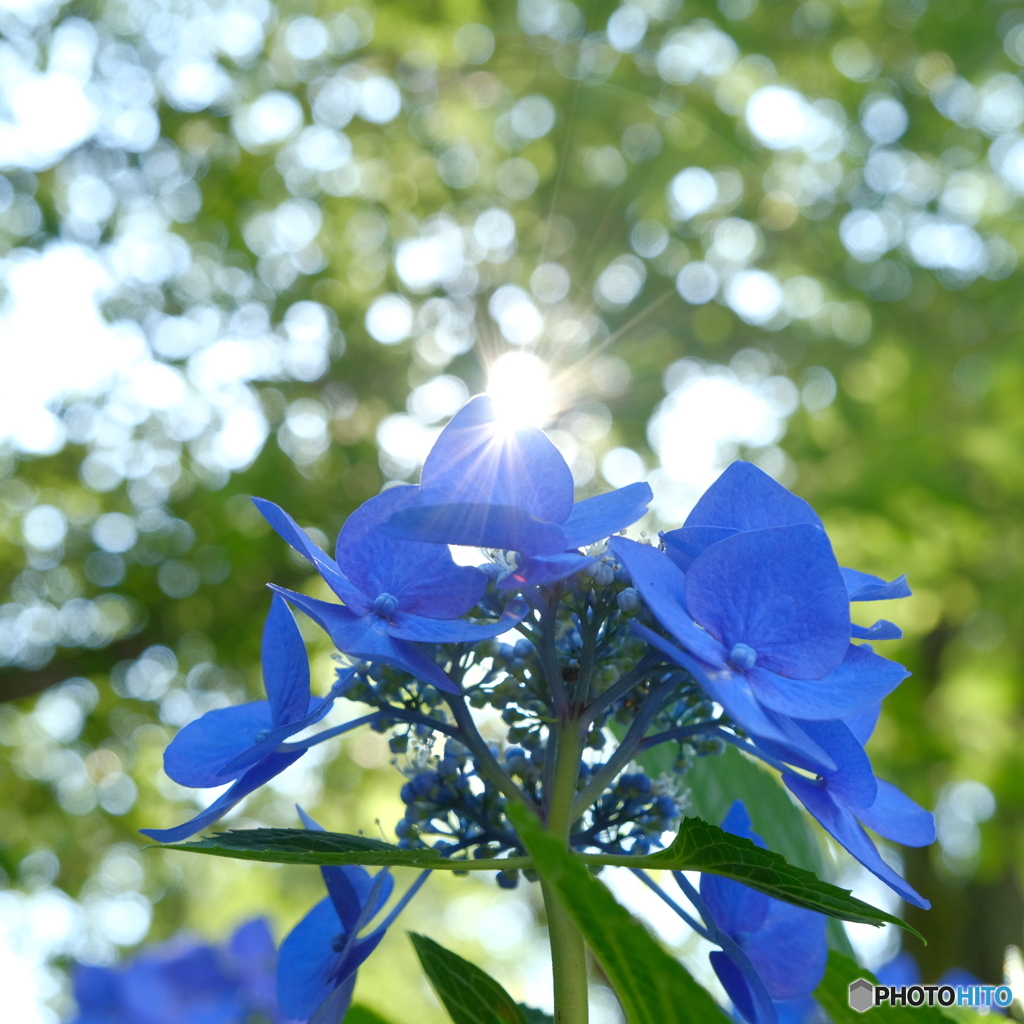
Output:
top-left (647, 354), bottom-right (799, 523)
top-left (486, 352), bottom-right (554, 429)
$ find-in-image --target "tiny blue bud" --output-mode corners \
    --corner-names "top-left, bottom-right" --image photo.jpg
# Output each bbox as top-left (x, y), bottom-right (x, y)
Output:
top-left (373, 592), bottom-right (400, 616)
top-left (617, 587), bottom-right (640, 612)
top-left (728, 643), bottom-right (757, 671)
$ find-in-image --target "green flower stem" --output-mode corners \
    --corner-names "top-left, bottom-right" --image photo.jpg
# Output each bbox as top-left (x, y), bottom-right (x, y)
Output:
top-left (543, 719), bottom-right (589, 1024)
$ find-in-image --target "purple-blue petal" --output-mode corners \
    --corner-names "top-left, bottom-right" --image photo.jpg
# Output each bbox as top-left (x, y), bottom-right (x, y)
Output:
top-left (419, 395), bottom-right (575, 523)
top-left (684, 525), bottom-right (850, 681)
top-left (746, 644), bottom-right (908, 721)
top-left (263, 594), bottom-right (311, 728)
top-left (710, 950), bottom-right (776, 1024)
top-left (841, 568), bottom-right (912, 602)
top-left (630, 622), bottom-right (836, 773)
top-left (308, 976), bottom-right (357, 1024)
top-left (795, 719), bottom-right (877, 810)
top-left (383, 502), bottom-right (567, 555)
top-left (609, 538), bottom-right (727, 667)
top-left (252, 497), bottom-right (371, 613)
top-left (272, 587), bottom-right (460, 694)
top-left (662, 526), bottom-right (738, 572)
top-left (843, 703), bottom-right (881, 747)
top-left (851, 620), bottom-right (903, 641)
top-left (276, 897), bottom-right (343, 1019)
top-left (742, 899), bottom-right (828, 1001)
top-left (320, 865), bottom-right (379, 933)
top-left (853, 780), bottom-right (936, 847)
top-left (140, 751), bottom-right (302, 843)
top-left (498, 552), bottom-right (597, 589)
top-left (783, 773), bottom-right (930, 909)
top-left (388, 601), bottom-right (527, 642)
top-left (684, 462), bottom-right (821, 532)
top-left (876, 952), bottom-right (921, 987)
top-left (560, 483), bottom-right (653, 549)
top-left (162, 702), bottom-right (273, 788)
top-left (336, 487), bottom-right (488, 618)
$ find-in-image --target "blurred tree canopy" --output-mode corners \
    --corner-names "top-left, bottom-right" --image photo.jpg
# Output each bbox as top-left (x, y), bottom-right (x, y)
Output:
top-left (1, 0), bottom-right (1023, 1016)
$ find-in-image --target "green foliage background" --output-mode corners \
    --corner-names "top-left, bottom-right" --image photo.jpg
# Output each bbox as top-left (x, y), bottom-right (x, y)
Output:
top-left (1, 0), bottom-right (1022, 1018)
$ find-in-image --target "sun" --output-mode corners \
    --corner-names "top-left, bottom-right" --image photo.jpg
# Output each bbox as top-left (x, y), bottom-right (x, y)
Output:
top-left (485, 351), bottom-right (556, 430)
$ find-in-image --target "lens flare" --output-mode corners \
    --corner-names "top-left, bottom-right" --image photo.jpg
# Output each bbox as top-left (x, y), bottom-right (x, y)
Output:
top-left (486, 351), bottom-right (555, 429)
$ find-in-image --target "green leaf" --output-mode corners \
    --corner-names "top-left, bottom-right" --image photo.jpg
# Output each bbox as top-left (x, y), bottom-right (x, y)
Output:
top-left (518, 1007), bottom-right (554, 1024)
top-left (508, 802), bottom-right (725, 1024)
top-left (158, 828), bottom-right (532, 870)
top-left (593, 817), bottom-right (921, 939)
top-left (814, 952), bottom-right (983, 1024)
top-left (409, 932), bottom-right (530, 1024)
top-left (678, 746), bottom-right (856, 955)
top-left (344, 1005), bottom-right (400, 1024)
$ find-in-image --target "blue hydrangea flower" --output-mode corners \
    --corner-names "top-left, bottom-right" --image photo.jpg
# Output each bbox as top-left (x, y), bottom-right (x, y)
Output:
top-left (609, 532), bottom-right (907, 767)
top-left (256, 486), bottom-right (526, 694)
top-left (697, 802), bottom-right (828, 1024)
top-left (767, 705), bottom-right (934, 909)
top-left (662, 461), bottom-right (909, 639)
top-left (142, 596), bottom-right (335, 844)
top-left (380, 396), bottom-right (653, 588)
top-left (277, 809), bottom-right (428, 1023)
top-left (70, 918), bottom-right (292, 1024)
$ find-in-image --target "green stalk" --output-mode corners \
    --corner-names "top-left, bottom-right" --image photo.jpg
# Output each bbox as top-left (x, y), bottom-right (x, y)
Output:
top-left (542, 719), bottom-right (589, 1024)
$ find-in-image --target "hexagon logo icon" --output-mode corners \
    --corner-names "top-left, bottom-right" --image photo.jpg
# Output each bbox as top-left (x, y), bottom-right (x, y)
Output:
top-left (849, 979), bottom-right (875, 1012)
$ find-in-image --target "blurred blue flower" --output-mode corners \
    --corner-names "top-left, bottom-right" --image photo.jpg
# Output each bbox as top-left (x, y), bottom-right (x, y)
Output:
top-left (256, 486), bottom-right (525, 694)
top-left (662, 461), bottom-right (910, 637)
top-left (381, 395), bottom-right (653, 588)
top-left (610, 531), bottom-right (906, 769)
top-left (695, 801), bottom-right (828, 1024)
top-left (142, 595), bottom-right (335, 844)
top-left (277, 809), bottom-right (429, 1023)
top-left (70, 918), bottom-right (293, 1024)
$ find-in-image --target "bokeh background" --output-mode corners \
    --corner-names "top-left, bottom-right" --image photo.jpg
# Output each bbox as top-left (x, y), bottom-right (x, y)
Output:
top-left (2, 0), bottom-right (1023, 1019)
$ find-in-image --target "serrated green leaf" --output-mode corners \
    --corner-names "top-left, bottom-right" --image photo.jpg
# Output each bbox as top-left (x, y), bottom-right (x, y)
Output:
top-left (410, 932), bottom-right (529, 1024)
top-left (344, 1005), bottom-right (400, 1024)
top-left (158, 828), bottom-right (532, 870)
top-left (814, 952), bottom-right (983, 1024)
top-left (507, 803), bottom-right (725, 1024)
top-left (588, 817), bottom-right (921, 939)
top-left (654, 744), bottom-right (855, 956)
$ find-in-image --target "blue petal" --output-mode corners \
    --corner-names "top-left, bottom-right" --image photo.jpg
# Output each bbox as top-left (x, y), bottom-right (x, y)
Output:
top-left (662, 526), bottom-right (738, 572)
top-left (384, 502), bottom-right (567, 555)
top-left (853, 780), bottom-right (936, 847)
top-left (252, 497), bottom-right (370, 613)
top-left (309, 975), bottom-right (357, 1024)
top-left (851, 620), bottom-right (903, 641)
top-left (685, 525), bottom-right (850, 681)
top-left (684, 462), bottom-right (821, 532)
top-left (263, 594), bottom-right (311, 728)
top-left (721, 800), bottom-right (765, 847)
top-left (876, 953), bottom-right (921, 987)
top-left (388, 601), bottom-right (527, 642)
top-left (419, 395), bottom-right (575, 523)
top-left (560, 483), bottom-right (653, 549)
top-left (782, 774), bottom-right (930, 909)
top-left (841, 568), bottom-right (912, 602)
top-left (702, 853), bottom-right (770, 937)
top-left (321, 865), bottom-right (375, 934)
top-left (631, 622), bottom-right (836, 772)
top-left (743, 899), bottom-right (828, 1001)
top-left (163, 702), bottom-right (272, 788)
top-left (228, 918), bottom-right (275, 962)
top-left (272, 587), bottom-right (460, 694)
top-left (140, 751), bottom-right (302, 843)
top-left (336, 488), bottom-right (488, 618)
top-left (609, 538), bottom-right (727, 667)
top-left (217, 687), bottom-right (346, 778)
top-left (276, 897), bottom-right (342, 1019)
top-left (498, 552), bottom-right (597, 590)
top-left (710, 950), bottom-right (777, 1024)
top-left (843, 703), bottom-right (880, 747)
top-left (747, 644), bottom-right (908, 721)
top-left (795, 719), bottom-right (877, 809)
